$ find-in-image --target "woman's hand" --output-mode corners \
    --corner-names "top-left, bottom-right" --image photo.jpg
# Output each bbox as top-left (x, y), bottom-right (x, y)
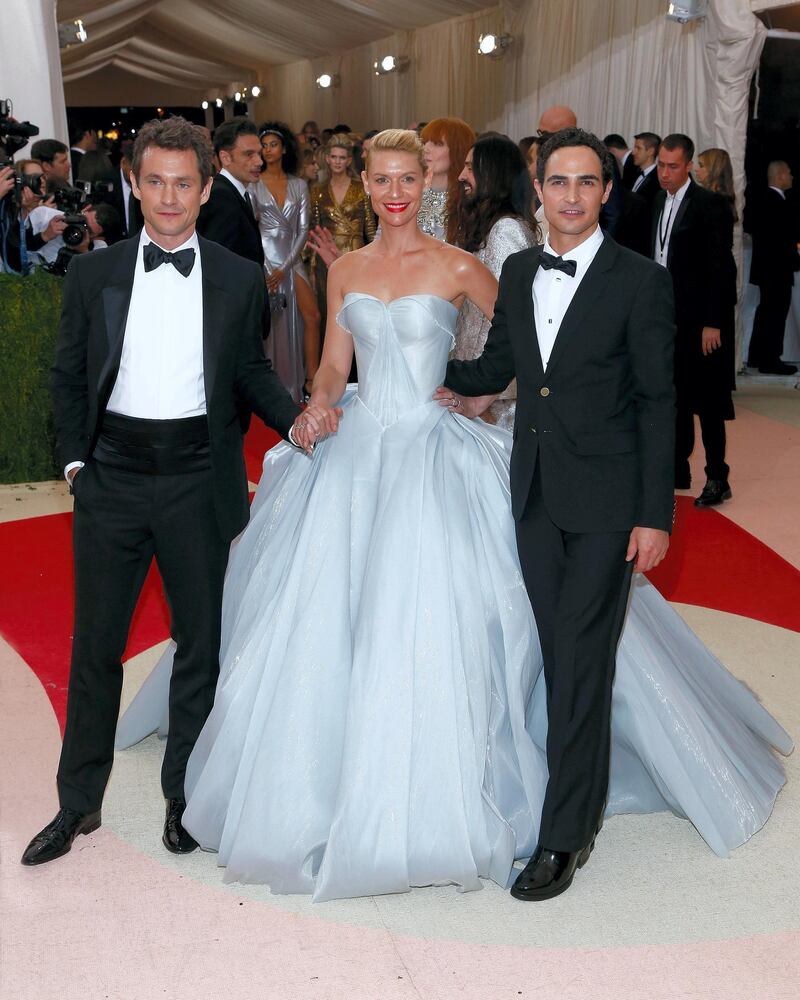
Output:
top-left (41, 214), bottom-right (67, 242)
top-left (291, 402), bottom-right (344, 452)
top-left (433, 387), bottom-right (497, 418)
top-left (267, 268), bottom-right (286, 293)
top-left (307, 225), bottom-right (341, 267)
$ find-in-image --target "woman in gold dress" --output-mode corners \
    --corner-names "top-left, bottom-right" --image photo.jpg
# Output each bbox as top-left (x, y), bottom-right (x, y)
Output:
top-left (310, 135), bottom-right (376, 330)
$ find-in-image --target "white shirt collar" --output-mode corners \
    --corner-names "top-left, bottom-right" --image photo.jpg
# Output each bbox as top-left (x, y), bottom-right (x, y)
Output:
top-left (642, 162), bottom-right (656, 177)
top-left (543, 223), bottom-right (604, 266)
top-left (120, 165), bottom-right (131, 190)
top-left (769, 185), bottom-right (786, 200)
top-left (665, 176), bottom-right (691, 202)
top-left (139, 228), bottom-right (200, 255)
top-left (220, 168), bottom-right (247, 199)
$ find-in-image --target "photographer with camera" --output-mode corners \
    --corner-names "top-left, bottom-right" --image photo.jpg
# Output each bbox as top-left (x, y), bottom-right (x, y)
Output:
top-left (31, 138), bottom-right (71, 185)
top-left (26, 193), bottom-right (121, 272)
top-left (0, 97), bottom-right (41, 273)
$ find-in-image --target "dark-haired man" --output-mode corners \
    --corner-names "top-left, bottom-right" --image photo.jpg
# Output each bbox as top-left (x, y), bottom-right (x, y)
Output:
top-left (197, 117), bottom-right (263, 267)
top-left (604, 133), bottom-right (640, 190)
top-left (21, 116), bottom-right (330, 868)
top-left (631, 132), bottom-right (661, 209)
top-left (444, 127), bottom-right (676, 901)
top-left (31, 139), bottom-right (71, 185)
top-left (69, 123), bottom-right (97, 180)
top-left (653, 133), bottom-right (734, 505)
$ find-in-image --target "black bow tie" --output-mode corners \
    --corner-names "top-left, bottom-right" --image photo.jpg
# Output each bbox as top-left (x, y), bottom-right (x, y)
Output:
top-left (143, 242), bottom-right (196, 277)
top-left (539, 251), bottom-right (577, 277)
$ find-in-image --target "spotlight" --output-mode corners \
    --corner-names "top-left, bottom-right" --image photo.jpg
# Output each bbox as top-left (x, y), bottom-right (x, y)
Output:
top-left (251, 85), bottom-right (261, 97)
top-left (234, 91), bottom-right (242, 102)
top-left (316, 73), bottom-right (338, 89)
top-left (373, 55), bottom-right (409, 76)
top-left (666, 1), bottom-right (708, 23)
top-left (201, 100), bottom-right (209, 110)
top-left (215, 98), bottom-right (223, 108)
top-left (477, 33), bottom-right (513, 57)
top-left (58, 18), bottom-right (88, 48)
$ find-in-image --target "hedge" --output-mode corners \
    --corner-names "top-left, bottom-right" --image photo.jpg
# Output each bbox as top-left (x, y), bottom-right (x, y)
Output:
top-left (0, 270), bottom-right (63, 483)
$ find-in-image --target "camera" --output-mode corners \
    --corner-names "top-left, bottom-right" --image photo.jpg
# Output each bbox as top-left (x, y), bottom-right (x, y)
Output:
top-left (0, 98), bottom-right (39, 157)
top-left (51, 187), bottom-right (89, 246)
top-left (75, 178), bottom-right (115, 205)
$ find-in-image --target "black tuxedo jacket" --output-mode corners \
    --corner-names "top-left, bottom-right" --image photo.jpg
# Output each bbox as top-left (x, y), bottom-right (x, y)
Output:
top-left (197, 173), bottom-right (263, 267)
top-left (445, 237), bottom-right (676, 533)
top-left (651, 179), bottom-right (732, 334)
top-left (109, 173), bottom-right (143, 239)
top-left (750, 187), bottom-right (799, 287)
top-left (634, 169), bottom-right (660, 211)
top-left (622, 153), bottom-right (641, 191)
top-left (50, 234), bottom-right (300, 542)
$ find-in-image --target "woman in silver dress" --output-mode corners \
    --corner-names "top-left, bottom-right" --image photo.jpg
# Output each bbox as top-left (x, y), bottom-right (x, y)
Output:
top-left (453, 133), bottom-right (540, 429)
top-left (419, 117), bottom-right (476, 242)
top-left (251, 121), bottom-right (320, 401)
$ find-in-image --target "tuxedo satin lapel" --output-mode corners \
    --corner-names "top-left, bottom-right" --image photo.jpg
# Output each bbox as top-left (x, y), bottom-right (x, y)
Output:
top-left (544, 238), bottom-right (618, 376)
top-left (666, 181), bottom-right (694, 269)
top-left (98, 238), bottom-right (138, 398)
top-left (652, 189), bottom-right (666, 256)
top-left (519, 250), bottom-right (545, 376)
top-left (200, 245), bottom-right (228, 402)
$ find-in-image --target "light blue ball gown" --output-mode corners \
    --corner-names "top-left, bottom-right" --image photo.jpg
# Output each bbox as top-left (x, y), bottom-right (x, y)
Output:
top-left (116, 293), bottom-right (792, 901)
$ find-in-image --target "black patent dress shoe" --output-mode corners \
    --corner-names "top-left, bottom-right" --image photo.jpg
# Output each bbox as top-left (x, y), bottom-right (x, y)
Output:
top-left (510, 840), bottom-right (593, 901)
top-left (694, 479), bottom-right (732, 508)
top-left (21, 808), bottom-right (101, 866)
top-left (163, 797), bottom-right (198, 854)
top-left (758, 362), bottom-right (797, 376)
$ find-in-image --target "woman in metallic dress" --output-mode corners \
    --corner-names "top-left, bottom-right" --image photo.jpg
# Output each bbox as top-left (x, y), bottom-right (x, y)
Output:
top-left (419, 118), bottom-right (476, 242)
top-left (252, 121), bottom-right (321, 401)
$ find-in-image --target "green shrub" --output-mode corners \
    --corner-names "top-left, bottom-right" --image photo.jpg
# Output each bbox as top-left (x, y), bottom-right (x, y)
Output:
top-left (0, 270), bottom-right (62, 483)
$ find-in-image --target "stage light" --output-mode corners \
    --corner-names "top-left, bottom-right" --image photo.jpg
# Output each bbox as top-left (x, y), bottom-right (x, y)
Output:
top-left (215, 98), bottom-right (223, 108)
top-left (477, 33), bottom-right (513, 57)
top-left (201, 100), bottom-right (209, 110)
top-left (234, 91), bottom-right (242, 102)
top-left (665, 1), bottom-right (708, 23)
top-left (58, 18), bottom-right (88, 48)
top-left (316, 73), bottom-right (338, 89)
top-left (373, 55), bottom-right (409, 76)
top-left (251, 86), bottom-right (261, 98)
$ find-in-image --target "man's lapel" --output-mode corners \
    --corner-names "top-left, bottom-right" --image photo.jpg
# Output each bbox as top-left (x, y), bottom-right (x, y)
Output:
top-left (99, 236), bottom-right (139, 400)
top-left (652, 188), bottom-right (666, 257)
top-left (520, 248), bottom-right (545, 377)
top-left (666, 179), bottom-right (695, 268)
top-left (199, 237), bottom-right (229, 404)
top-left (544, 237), bottom-right (618, 377)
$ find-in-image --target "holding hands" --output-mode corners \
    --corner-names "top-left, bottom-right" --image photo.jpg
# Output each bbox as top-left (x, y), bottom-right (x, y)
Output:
top-left (433, 386), bottom-right (498, 419)
top-left (291, 400), bottom-right (343, 454)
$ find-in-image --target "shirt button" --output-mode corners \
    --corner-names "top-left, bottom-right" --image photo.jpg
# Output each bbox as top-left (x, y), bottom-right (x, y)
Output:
top-left (530, 427), bottom-right (537, 433)
top-left (540, 387), bottom-right (550, 397)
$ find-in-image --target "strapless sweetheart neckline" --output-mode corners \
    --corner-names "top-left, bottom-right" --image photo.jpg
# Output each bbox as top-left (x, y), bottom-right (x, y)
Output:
top-left (342, 291), bottom-right (459, 313)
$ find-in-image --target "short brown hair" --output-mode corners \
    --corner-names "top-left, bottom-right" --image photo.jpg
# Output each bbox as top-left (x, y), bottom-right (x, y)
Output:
top-left (132, 116), bottom-right (213, 187)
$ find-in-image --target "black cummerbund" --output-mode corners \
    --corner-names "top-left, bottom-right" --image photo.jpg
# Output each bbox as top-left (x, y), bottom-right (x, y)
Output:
top-left (94, 413), bottom-right (211, 475)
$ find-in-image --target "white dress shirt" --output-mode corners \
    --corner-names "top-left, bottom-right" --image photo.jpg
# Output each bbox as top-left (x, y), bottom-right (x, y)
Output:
top-left (654, 176), bottom-right (691, 268)
top-left (769, 185), bottom-right (786, 200)
top-left (220, 168), bottom-right (247, 201)
top-left (533, 224), bottom-right (604, 369)
top-left (107, 230), bottom-right (206, 419)
top-left (120, 166), bottom-right (132, 228)
top-left (632, 162), bottom-right (656, 193)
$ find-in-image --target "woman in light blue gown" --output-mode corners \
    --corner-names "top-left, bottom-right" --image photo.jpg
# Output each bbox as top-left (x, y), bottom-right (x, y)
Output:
top-left (116, 130), bottom-right (792, 901)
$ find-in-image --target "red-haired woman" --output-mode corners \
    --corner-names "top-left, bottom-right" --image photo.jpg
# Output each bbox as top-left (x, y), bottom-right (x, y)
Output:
top-left (419, 117), bottom-right (476, 243)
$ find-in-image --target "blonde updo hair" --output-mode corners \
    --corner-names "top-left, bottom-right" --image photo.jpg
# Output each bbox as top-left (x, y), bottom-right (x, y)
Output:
top-left (364, 129), bottom-right (426, 173)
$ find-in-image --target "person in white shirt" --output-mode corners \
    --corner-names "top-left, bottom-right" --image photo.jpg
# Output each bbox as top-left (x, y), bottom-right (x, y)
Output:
top-left (630, 132), bottom-right (661, 208)
top-left (21, 116), bottom-right (331, 870)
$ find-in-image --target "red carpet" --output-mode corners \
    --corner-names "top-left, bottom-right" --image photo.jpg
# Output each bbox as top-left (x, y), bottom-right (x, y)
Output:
top-left (1, 449), bottom-right (798, 732)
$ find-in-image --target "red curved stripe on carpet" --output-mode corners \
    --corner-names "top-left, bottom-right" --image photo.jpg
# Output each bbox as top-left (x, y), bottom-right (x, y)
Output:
top-left (1, 480), bottom-right (797, 731)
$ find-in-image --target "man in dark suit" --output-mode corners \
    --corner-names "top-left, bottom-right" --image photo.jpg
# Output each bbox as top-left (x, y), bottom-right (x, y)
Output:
top-left (444, 128), bottom-right (676, 901)
top-left (652, 134), bottom-right (736, 506)
top-left (21, 117), bottom-right (324, 868)
top-left (69, 123), bottom-right (97, 182)
top-left (747, 160), bottom-right (799, 376)
top-left (109, 139), bottom-right (143, 239)
top-left (631, 132), bottom-right (661, 210)
top-left (604, 133), bottom-right (641, 190)
top-left (197, 117), bottom-right (264, 266)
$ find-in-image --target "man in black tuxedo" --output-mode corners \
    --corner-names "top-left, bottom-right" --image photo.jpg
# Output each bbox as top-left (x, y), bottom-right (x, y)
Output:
top-left (652, 134), bottom-right (736, 506)
top-left (631, 132), bottom-right (661, 210)
top-left (21, 117), bottom-right (325, 867)
top-left (604, 133), bottom-right (641, 190)
top-left (109, 140), bottom-right (143, 239)
top-left (197, 117), bottom-right (263, 266)
top-left (443, 128), bottom-right (675, 900)
top-left (747, 160), bottom-right (799, 376)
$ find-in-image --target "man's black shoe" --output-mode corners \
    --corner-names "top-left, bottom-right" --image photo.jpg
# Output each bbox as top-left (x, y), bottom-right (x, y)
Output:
top-left (694, 479), bottom-right (732, 508)
top-left (758, 363), bottom-right (798, 376)
top-left (163, 797), bottom-right (198, 854)
top-left (21, 808), bottom-right (101, 866)
top-left (510, 840), bottom-right (593, 901)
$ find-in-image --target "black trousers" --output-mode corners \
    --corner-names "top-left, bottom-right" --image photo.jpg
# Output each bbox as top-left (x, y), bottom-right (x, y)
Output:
top-left (57, 459), bottom-right (229, 814)
top-left (675, 406), bottom-right (728, 482)
top-left (514, 466), bottom-right (633, 853)
top-left (749, 279), bottom-right (792, 368)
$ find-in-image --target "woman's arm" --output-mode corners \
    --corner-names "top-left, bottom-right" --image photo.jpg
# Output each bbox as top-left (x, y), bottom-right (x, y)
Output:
top-left (282, 179), bottom-right (310, 273)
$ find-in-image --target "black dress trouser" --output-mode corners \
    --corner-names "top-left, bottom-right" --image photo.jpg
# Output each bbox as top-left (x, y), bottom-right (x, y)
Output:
top-left (57, 458), bottom-right (229, 814)
top-left (675, 407), bottom-right (729, 482)
top-left (514, 464), bottom-right (633, 853)
top-left (749, 279), bottom-right (793, 368)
